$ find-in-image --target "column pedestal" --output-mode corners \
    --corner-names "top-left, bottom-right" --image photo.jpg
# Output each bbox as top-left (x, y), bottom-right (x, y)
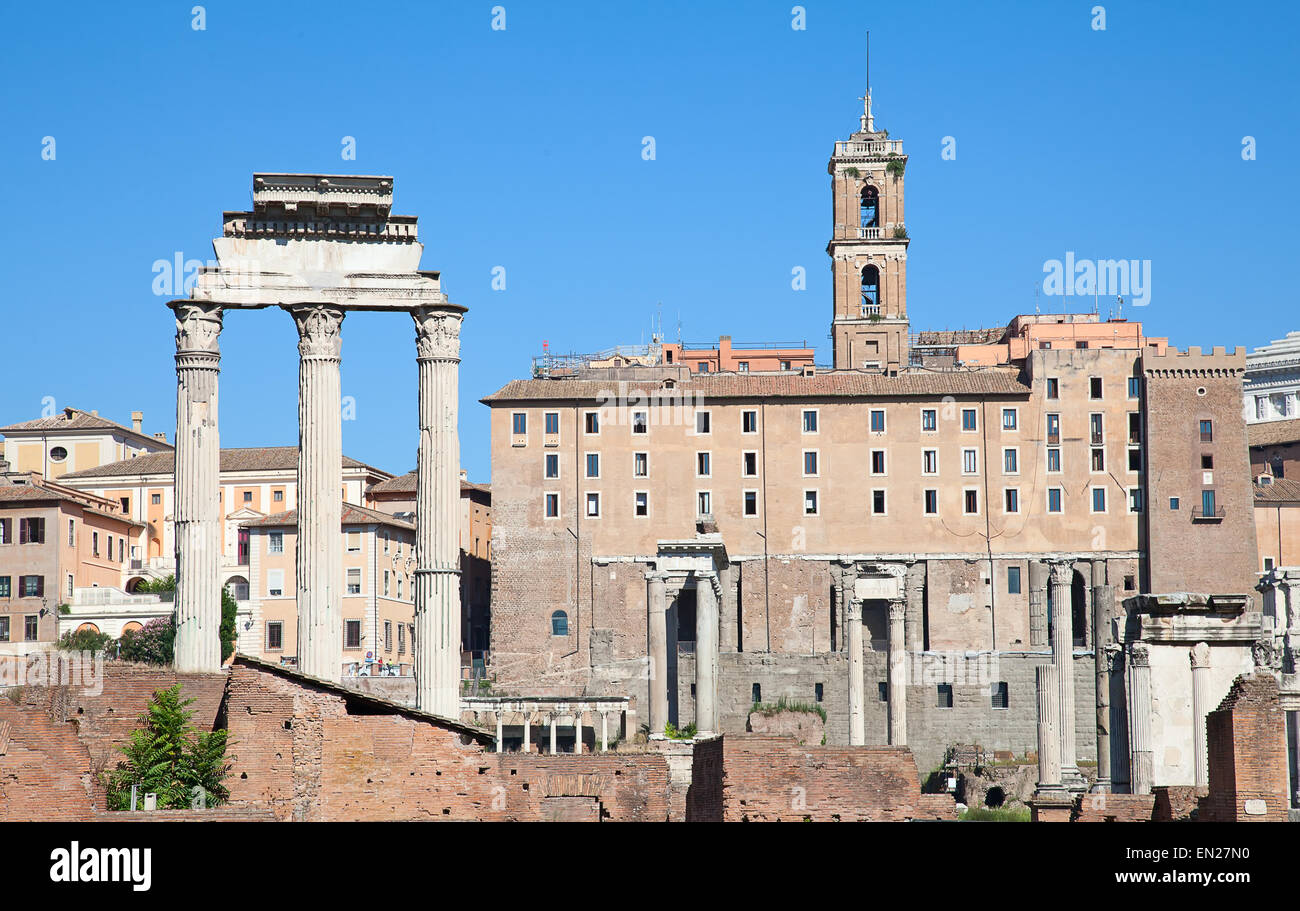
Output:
top-left (847, 598), bottom-right (865, 746)
top-left (172, 303), bottom-right (223, 674)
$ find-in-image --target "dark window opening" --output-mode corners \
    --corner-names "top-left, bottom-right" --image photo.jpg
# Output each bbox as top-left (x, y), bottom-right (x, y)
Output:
top-left (752, 683), bottom-right (761, 703)
top-left (860, 265), bottom-right (880, 316)
top-left (860, 185), bottom-right (879, 228)
top-left (814, 683), bottom-right (824, 703)
top-left (936, 684), bottom-right (953, 708)
top-left (991, 682), bottom-right (1009, 709)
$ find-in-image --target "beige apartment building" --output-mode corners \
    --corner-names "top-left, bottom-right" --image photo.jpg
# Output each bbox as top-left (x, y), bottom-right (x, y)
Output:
top-left (0, 472), bottom-right (142, 655)
top-left (0, 407), bottom-right (172, 480)
top-left (483, 85), bottom-right (1260, 780)
top-left (240, 503), bottom-right (417, 674)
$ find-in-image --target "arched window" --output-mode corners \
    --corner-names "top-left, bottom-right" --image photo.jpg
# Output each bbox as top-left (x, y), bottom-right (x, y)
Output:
top-left (550, 610), bottom-right (569, 636)
top-left (860, 185), bottom-right (879, 228)
top-left (861, 265), bottom-right (881, 315)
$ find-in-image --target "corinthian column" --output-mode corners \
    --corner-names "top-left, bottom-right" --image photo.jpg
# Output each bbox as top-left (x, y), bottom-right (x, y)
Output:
top-left (1190, 641), bottom-right (1211, 789)
top-left (847, 598), bottom-right (865, 745)
top-left (695, 570), bottom-right (719, 735)
top-left (887, 598), bottom-right (907, 746)
top-left (1049, 561), bottom-right (1081, 786)
top-left (1128, 642), bottom-right (1154, 795)
top-left (412, 306), bottom-right (465, 716)
top-left (172, 302), bottom-right (223, 673)
top-left (647, 572), bottom-right (669, 735)
top-left (289, 304), bottom-right (346, 681)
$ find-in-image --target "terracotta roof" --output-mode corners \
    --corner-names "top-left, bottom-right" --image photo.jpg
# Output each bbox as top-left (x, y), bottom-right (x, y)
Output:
top-left (369, 470), bottom-right (490, 496)
top-left (60, 447), bottom-right (390, 480)
top-left (1254, 477), bottom-right (1300, 503)
top-left (243, 502), bottom-right (415, 531)
top-left (0, 408), bottom-right (172, 447)
top-left (1247, 418), bottom-right (1300, 449)
top-left (0, 481), bottom-right (143, 526)
top-left (481, 369), bottom-right (1031, 403)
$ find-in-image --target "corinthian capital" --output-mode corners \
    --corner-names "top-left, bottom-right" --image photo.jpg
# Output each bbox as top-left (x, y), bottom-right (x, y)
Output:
top-left (290, 305), bottom-right (345, 359)
top-left (174, 302), bottom-right (223, 354)
top-left (413, 306), bottom-right (463, 360)
top-left (1049, 562), bottom-right (1073, 587)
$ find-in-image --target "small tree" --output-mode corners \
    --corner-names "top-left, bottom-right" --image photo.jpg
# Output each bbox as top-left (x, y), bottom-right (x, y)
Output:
top-left (103, 684), bottom-right (231, 810)
top-left (118, 617), bottom-right (175, 665)
top-left (220, 588), bottom-right (238, 662)
top-left (56, 628), bottom-right (115, 653)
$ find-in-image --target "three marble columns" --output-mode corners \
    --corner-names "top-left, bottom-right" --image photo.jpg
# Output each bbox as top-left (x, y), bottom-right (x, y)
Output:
top-left (171, 301), bottom-right (465, 720)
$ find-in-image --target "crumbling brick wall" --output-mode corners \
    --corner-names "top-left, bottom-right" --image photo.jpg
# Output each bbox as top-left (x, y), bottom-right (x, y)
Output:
top-left (1071, 793), bottom-right (1154, 822)
top-left (718, 734), bottom-right (956, 821)
top-left (1199, 672), bottom-right (1289, 822)
top-left (0, 695), bottom-right (97, 820)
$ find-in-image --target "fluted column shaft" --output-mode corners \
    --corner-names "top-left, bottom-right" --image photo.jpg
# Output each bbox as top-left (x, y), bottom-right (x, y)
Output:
top-left (848, 598), bottom-right (865, 745)
top-left (647, 572), bottom-right (669, 734)
top-left (695, 570), bottom-right (719, 734)
top-left (887, 599), bottom-right (907, 745)
top-left (289, 305), bottom-right (345, 682)
top-left (1035, 664), bottom-right (1063, 791)
top-left (1190, 642), bottom-right (1211, 789)
top-left (1128, 643), bottom-right (1154, 794)
top-left (172, 303), bottom-right (223, 673)
top-left (412, 307), bottom-right (464, 716)
top-left (1049, 562), bottom-right (1080, 783)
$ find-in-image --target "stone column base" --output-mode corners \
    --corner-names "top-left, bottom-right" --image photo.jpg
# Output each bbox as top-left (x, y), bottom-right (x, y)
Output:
top-left (1028, 792), bottom-right (1075, 823)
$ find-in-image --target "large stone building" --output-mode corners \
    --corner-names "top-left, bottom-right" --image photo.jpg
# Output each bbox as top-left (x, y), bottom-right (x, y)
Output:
top-left (0, 407), bottom-right (172, 479)
top-left (1245, 331), bottom-right (1300, 423)
top-left (482, 84), bottom-right (1262, 779)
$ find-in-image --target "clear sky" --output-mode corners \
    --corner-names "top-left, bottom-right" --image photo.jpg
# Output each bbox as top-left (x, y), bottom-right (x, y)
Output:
top-left (1, 1), bottom-right (1296, 482)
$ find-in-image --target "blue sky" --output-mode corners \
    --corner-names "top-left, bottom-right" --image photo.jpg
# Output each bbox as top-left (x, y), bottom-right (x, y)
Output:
top-left (1, 1), bottom-right (1296, 482)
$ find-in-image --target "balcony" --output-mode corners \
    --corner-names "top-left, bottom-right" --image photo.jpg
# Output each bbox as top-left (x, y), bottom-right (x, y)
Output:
top-left (858, 226), bottom-right (881, 239)
top-left (1192, 506), bottom-right (1225, 522)
top-left (860, 304), bottom-right (881, 318)
top-left (834, 139), bottom-right (905, 157)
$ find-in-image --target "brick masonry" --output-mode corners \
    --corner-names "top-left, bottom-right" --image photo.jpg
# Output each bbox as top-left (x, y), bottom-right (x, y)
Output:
top-left (1198, 672), bottom-right (1290, 822)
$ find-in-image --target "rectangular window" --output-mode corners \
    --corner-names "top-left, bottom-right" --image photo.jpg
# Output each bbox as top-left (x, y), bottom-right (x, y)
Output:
top-left (68, 519), bottom-right (74, 547)
top-left (544, 411), bottom-right (560, 434)
top-left (25, 615), bottom-right (38, 641)
top-left (871, 490), bottom-right (886, 515)
top-left (274, 490), bottom-right (284, 502)
top-left (802, 410), bottom-right (818, 433)
top-left (1003, 448), bottom-right (1018, 474)
top-left (1130, 488), bottom-right (1144, 513)
top-left (1129, 412), bottom-right (1142, 444)
top-left (383, 570), bottom-right (390, 596)
top-left (1004, 488), bottom-right (1019, 513)
top-left (1007, 566), bottom-right (1022, 595)
top-left (1170, 496), bottom-right (1180, 510)
top-left (346, 568), bottom-right (361, 595)
top-left (1046, 378), bottom-right (1059, 399)
top-left (962, 408), bottom-right (978, 432)
top-left (1091, 448), bottom-right (1105, 472)
top-left (384, 620), bottom-right (392, 652)
top-left (345, 620), bottom-right (361, 650)
top-left (1128, 447), bottom-right (1142, 472)
top-left (585, 493), bottom-right (600, 517)
top-left (269, 532), bottom-right (284, 554)
top-left (1002, 408), bottom-right (1018, 431)
top-left (804, 490), bottom-right (819, 516)
top-left (1047, 448), bottom-right (1061, 473)
top-left (937, 684), bottom-right (954, 708)
top-left (870, 450), bottom-right (886, 475)
top-left (695, 411), bottom-right (712, 434)
top-left (584, 411), bottom-right (600, 434)
top-left (92, 532), bottom-right (99, 556)
top-left (803, 451), bottom-right (818, 477)
top-left (1046, 413), bottom-right (1060, 444)
top-left (1201, 488), bottom-right (1216, 516)
top-left (242, 491), bottom-right (253, 503)
top-left (869, 409), bottom-right (886, 433)
top-left (1091, 487), bottom-right (1107, 513)
top-left (19, 518), bottom-right (45, 544)
top-left (151, 493), bottom-right (162, 505)
top-left (743, 490), bottom-right (759, 517)
top-left (697, 491), bottom-right (712, 516)
top-left (921, 409), bottom-right (937, 432)
top-left (1089, 377), bottom-right (1103, 399)
top-left (1256, 396), bottom-right (1266, 420)
top-left (1199, 420), bottom-right (1213, 443)
top-left (396, 579), bottom-right (403, 601)
top-left (1047, 488), bottom-right (1063, 513)
top-left (512, 412), bottom-right (527, 434)
top-left (923, 489), bottom-right (938, 515)
top-left (1128, 377), bottom-right (1141, 399)
top-left (991, 682), bottom-right (1009, 709)
top-left (633, 452), bottom-right (648, 477)
top-left (698, 362), bottom-right (710, 374)
top-left (1090, 413), bottom-right (1104, 445)
top-left (631, 411), bottom-right (648, 434)
top-left (963, 489), bottom-right (979, 515)
top-left (922, 450), bottom-right (938, 475)
top-left (737, 361), bottom-right (749, 372)
top-left (742, 410), bottom-right (758, 433)
top-left (697, 452), bottom-right (712, 477)
top-left (267, 569), bottom-right (284, 597)
top-left (742, 451), bottom-right (758, 476)
top-left (0, 576), bottom-right (9, 598)
top-left (586, 453), bottom-right (600, 478)
top-left (346, 531), bottom-right (361, 553)
top-left (634, 491), bottom-right (648, 517)
top-left (398, 624), bottom-right (406, 655)
top-left (545, 453), bottom-right (560, 479)
top-left (1201, 454), bottom-right (1214, 470)
top-left (0, 615), bottom-right (9, 641)
top-left (266, 622), bottom-right (283, 651)
top-left (962, 449), bottom-right (978, 475)
top-left (545, 493), bottom-right (559, 518)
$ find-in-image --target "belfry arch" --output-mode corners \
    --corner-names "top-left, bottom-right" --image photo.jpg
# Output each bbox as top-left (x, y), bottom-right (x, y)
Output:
top-left (169, 174), bottom-right (466, 718)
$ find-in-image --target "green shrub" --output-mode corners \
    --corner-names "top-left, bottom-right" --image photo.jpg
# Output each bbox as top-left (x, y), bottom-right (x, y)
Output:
top-left (118, 618), bottom-right (175, 665)
top-left (750, 695), bottom-right (827, 723)
top-left (56, 628), bottom-right (115, 653)
top-left (959, 805), bottom-right (1030, 822)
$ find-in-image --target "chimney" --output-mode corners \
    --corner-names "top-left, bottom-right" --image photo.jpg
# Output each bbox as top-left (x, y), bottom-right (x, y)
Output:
top-left (91, 410), bottom-right (99, 417)
top-left (153, 432), bottom-right (168, 443)
top-left (132, 411), bottom-right (143, 433)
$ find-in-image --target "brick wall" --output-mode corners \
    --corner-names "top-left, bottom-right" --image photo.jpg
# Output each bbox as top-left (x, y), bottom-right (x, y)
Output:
top-left (0, 695), bottom-right (96, 820)
top-left (1151, 785), bottom-right (1205, 822)
top-left (1071, 792), bottom-right (1154, 822)
top-left (716, 734), bottom-right (956, 821)
top-left (1199, 672), bottom-right (1289, 822)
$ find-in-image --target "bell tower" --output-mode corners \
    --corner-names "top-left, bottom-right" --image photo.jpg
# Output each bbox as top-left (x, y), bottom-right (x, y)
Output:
top-left (828, 69), bottom-right (910, 371)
